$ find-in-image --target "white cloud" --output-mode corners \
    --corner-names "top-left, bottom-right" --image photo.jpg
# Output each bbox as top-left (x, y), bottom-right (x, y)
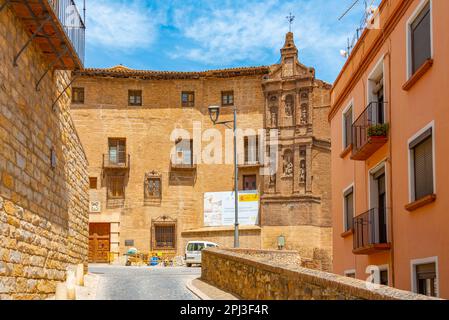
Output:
top-left (80, 0), bottom-right (162, 51)
top-left (170, 0), bottom-right (355, 78)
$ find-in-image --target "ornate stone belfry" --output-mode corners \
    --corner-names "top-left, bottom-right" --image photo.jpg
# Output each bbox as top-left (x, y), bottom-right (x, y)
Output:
top-left (261, 32), bottom-right (332, 257)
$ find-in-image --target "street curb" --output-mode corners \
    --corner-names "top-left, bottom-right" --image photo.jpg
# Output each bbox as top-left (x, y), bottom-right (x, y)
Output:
top-left (186, 278), bottom-right (213, 300)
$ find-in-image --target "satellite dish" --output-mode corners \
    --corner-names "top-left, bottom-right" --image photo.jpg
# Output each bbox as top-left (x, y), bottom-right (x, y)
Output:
top-left (340, 50), bottom-right (348, 58)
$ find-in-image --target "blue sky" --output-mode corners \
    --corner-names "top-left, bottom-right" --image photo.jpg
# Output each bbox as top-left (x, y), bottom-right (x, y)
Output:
top-left (75, 0), bottom-right (377, 83)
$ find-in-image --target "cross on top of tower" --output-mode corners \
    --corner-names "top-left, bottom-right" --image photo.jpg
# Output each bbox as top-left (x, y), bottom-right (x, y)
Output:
top-left (286, 12), bottom-right (295, 32)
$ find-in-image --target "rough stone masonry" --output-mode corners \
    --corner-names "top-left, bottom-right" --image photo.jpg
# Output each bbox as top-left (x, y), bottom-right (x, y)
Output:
top-left (0, 6), bottom-right (89, 299)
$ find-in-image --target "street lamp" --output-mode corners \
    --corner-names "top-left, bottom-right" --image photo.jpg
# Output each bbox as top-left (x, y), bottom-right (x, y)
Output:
top-left (208, 105), bottom-right (239, 248)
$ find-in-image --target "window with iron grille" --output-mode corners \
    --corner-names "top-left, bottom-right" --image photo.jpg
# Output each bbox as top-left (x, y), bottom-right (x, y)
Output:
top-left (410, 2), bottom-right (431, 75)
top-left (107, 175), bottom-right (125, 199)
top-left (343, 106), bottom-right (353, 149)
top-left (128, 90), bottom-right (142, 106)
top-left (344, 187), bottom-right (354, 232)
top-left (154, 224), bottom-right (176, 249)
top-left (145, 177), bottom-right (162, 199)
top-left (410, 128), bottom-right (433, 201)
top-left (181, 92), bottom-right (195, 107)
top-left (72, 87), bottom-right (84, 104)
top-left (415, 262), bottom-right (437, 297)
top-left (222, 91), bottom-right (234, 106)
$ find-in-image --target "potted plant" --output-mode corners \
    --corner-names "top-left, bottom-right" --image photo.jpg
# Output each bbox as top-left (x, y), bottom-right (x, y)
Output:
top-left (367, 123), bottom-right (389, 138)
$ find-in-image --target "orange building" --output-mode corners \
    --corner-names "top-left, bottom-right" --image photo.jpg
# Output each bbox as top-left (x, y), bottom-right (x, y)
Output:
top-left (330, 0), bottom-right (448, 298)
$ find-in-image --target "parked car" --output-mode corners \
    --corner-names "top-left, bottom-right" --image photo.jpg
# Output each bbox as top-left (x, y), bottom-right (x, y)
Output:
top-left (185, 241), bottom-right (218, 267)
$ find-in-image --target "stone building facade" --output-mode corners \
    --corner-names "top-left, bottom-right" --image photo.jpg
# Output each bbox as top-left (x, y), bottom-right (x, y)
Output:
top-left (0, 2), bottom-right (89, 299)
top-left (70, 32), bottom-right (331, 266)
top-left (261, 33), bottom-right (332, 264)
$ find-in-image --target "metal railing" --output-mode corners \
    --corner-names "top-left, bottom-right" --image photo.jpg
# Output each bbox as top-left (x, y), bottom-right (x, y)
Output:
top-left (103, 154), bottom-right (130, 169)
top-left (170, 154), bottom-right (198, 169)
top-left (353, 208), bottom-right (388, 251)
top-left (352, 101), bottom-right (387, 153)
top-left (48, 0), bottom-right (85, 65)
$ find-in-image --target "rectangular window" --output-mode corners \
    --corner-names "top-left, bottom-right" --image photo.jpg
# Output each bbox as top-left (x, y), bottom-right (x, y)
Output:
top-left (124, 240), bottom-right (134, 247)
top-left (181, 91), bottom-right (195, 107)
top-left (222, 91), bottom-right (234, 106)
top-left (72, 87), bottom-right (84, 104)
top-left (244, 136), bottom-right (259, 164)
top-left (344, 187), bottom-right (354, 232)
top-left (145, 177), bottom-right (162, 199)
top-left (243, 175), bottom-right (257, 191)
top-left (410, 128), bottom-right (433, 201)
top-left (154, 225), bottom-right (176, 249)
top-left (128, 90), bottom-right (142, 106)
top-left (89, 177), bottom-right (98, 189)
top-left (343, 107), bottom-right (353, 149)
top-left (108, 138), bottom-right (126, 165)
top-left (107, 175), bottom-right (125, 199)
top-left (410, 2), bottom-right (431, 75)
top-left (415, 262), bottom-right (437, 297)
top-left (345, 271), bottom-right (356, 278)
top-left (174, 139), bottom-right (193, 165)
top-left (380, 269), bottom-right (389, 286)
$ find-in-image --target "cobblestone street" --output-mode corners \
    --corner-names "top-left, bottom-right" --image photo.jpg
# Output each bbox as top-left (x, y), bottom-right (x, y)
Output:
top-left (90, 265), bottom-right (201, 300)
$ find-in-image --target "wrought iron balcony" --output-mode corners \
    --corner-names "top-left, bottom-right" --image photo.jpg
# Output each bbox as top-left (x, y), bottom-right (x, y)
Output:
top-left (351, 102), bottom-right (388, 161)
top-left (170, 154), bottom-right (197, 170)
top-left (238, 160), bottom-right (262, 169)
top-left (353, 208), bottom-right (390, 255)
top-left (103, 154), bottom-right (130, 170)
top-left (7, 0), bottom-right (85, 70)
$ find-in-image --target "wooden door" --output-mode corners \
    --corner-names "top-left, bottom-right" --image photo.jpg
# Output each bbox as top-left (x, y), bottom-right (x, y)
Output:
top-left (89, 223), bottom-right (111, 263)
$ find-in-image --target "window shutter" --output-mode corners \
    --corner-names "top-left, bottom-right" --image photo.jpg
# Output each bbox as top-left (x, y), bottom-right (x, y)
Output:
top-left (411, 3), bottom-right (431, 74)
top-left (344, 187), bottom-right (354, 231)
top-left (344, 108), bottom-right (352, 147)
top-left (413, 136), bottom-right (433, 200)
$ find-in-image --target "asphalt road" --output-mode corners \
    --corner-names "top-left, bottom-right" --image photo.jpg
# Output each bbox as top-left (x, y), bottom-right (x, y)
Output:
top-left (89, 264), bottom-right (201, 300)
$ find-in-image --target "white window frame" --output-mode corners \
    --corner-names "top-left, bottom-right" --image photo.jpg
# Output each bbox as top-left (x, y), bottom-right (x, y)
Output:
top-left (378, 264), bottom-right (390, 286)
top-left (406, 0), bottom-right (434, 80)
top-left (342, 183), bottom-right (355, 232)
top-left (410, 256), bottom-right (439, 297)
top-left (366, 55), bottom-right (386, 123)
top-left (341, 99), bottom-right (354, 152)
top-left (407, 121), bottom-right (436, 203)
top-left (367, 159), bottom-right (390, 243)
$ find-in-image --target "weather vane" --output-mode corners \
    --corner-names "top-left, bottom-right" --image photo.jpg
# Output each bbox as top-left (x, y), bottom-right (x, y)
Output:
top-left (286, 12), bottom-right (295, 32)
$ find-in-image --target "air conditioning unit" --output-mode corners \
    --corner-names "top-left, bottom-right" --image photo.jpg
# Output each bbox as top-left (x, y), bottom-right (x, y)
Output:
top-left (89, 201), bottom-right (101, 213)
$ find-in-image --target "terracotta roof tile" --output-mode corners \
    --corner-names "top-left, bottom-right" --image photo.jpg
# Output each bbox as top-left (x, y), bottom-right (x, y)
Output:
top-left (75, 64), bottom-right (271, 79)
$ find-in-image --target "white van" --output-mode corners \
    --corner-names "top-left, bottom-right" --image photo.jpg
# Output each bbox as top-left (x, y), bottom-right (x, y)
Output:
top-left (185, 241), bottom-right (218, 267)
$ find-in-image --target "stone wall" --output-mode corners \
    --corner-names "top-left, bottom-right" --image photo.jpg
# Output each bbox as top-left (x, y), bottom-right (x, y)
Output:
top-left (201, 248), bottom-right (438, 300)
top-left (0, 6), bottom-right (89, 299)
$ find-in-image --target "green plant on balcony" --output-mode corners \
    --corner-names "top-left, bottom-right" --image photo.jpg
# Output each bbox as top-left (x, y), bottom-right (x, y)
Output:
top-left (367, 123), bottom-right (389, 137)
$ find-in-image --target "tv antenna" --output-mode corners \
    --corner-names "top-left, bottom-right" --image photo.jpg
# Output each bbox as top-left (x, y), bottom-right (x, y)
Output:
top-left (338, 0), bottom-right (378, 58)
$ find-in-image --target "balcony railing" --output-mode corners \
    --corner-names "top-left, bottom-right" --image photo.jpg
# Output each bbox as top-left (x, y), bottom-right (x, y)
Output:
top-left (353, 208), bottom-right (390, 255)
top-left (351, 102), bottom-right (388, 161)
top-left (8, 0), bottom-right (85, 70)
top-left (103, 154), bottom-right (130, 169)
top-left (170, 154), bottom-right (197, 170)
top-left (49, 0), bottom-right (85, 65)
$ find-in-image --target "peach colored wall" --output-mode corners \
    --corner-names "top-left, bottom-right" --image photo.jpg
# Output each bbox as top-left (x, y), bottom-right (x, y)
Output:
top-left (331, 0), bottom-right (449, 298)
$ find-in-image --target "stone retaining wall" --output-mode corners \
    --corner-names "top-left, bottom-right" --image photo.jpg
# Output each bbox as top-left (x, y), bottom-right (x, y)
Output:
top-left (201, 248), bottom-right (439, 300)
